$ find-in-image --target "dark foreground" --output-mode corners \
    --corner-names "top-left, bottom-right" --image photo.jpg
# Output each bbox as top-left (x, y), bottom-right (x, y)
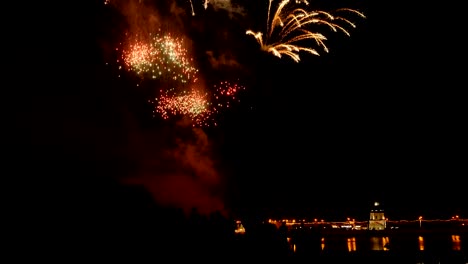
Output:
top-left (232, 226), bottom-right (468, 264)
top-left (23, 171), bottom-right (467, 263)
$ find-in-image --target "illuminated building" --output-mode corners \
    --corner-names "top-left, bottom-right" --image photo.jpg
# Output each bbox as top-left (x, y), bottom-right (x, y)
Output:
top-left (369, 201), bottom-right (386, 230)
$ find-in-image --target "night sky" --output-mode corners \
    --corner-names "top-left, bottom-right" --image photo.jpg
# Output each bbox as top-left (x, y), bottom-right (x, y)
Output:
top-left (13, 0), bottom-right (466, 223)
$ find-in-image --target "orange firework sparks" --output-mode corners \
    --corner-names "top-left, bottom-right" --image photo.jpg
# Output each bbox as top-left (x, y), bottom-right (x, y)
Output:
top-left (212, 80), bottom-right (245, 112)
top-left (149, 80), bottom-right (246, 127)
top-left (246, 0), bottom-right (366, 62)
top-left (151, 88), bottom-right (214, 127)
top-left (121, 41), bottom-right (153, 75)
top-left (117, 30), bottom-right (199, 84)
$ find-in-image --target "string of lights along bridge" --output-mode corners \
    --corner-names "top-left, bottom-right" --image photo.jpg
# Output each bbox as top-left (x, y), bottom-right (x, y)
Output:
top-left (263, 202), bottom-right (467, 231)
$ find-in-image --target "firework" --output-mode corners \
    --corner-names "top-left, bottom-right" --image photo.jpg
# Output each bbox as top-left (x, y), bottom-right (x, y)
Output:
top-left (150, 88), bottom-right (214, 127)
top-left (212, 80), bottom-right (245, 112)
top-left (149, 80), bottom-right (246, 127)
top-left (246, 0), bottom-right (365, 62)
top-left (118, 31), bottom-right (199, 84)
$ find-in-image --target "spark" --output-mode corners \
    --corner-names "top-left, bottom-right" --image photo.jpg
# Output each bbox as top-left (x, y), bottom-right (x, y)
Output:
top-left (246, 0), bottom-right (365, 62)
top-left (151, 88), bottom-right (214, 127)
top-left (212, 80), bottom-right (245, 112)
top-left (149, 80), bottom-right (246, 127)
top-left (118, 30), bottom-right (199, 84)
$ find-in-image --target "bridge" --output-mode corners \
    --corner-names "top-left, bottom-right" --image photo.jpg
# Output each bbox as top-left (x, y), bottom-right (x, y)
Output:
top-left (266, 217), bottom-right (468, 231)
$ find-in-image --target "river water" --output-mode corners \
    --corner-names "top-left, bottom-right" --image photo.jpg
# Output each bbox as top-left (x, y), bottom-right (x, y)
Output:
top-left (287, 232), bottom-right (468, 263)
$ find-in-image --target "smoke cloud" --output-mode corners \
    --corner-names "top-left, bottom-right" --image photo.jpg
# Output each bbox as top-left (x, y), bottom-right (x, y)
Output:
top-left (122, 117), bottom-right (227, 216)
top-left (91, 0), bottom-right (255, 215)
top-left (206, 0), bottom-right (246, 18)
top-left (107, 0), bottom-right (165, 35)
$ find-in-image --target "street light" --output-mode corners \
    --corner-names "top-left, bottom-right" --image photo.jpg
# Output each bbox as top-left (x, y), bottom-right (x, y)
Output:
top-left (419, 216), bottom-right (423, 228)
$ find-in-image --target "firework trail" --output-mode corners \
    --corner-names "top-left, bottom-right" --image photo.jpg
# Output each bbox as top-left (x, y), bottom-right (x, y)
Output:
top-left (149, 81), bottom-right (246, 127)
top-left (189, 0), bottom-right (196, 16)
top-left (117, 30), bottom-right (199, 84)
top-left (246, 0), bottom-right (365, 62)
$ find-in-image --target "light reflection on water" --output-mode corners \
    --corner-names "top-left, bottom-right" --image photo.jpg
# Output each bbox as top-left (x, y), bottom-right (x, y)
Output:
top-left (418, 236), bottom-right (424, 251)
top-left (290, 233), bottom-right (465, 253)
top-left (347, 237), bottom-right (356, 252)
top-left (369, 236), bottom-right (390, 251)
top-left (453, 235), bottom-right (461, 251)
